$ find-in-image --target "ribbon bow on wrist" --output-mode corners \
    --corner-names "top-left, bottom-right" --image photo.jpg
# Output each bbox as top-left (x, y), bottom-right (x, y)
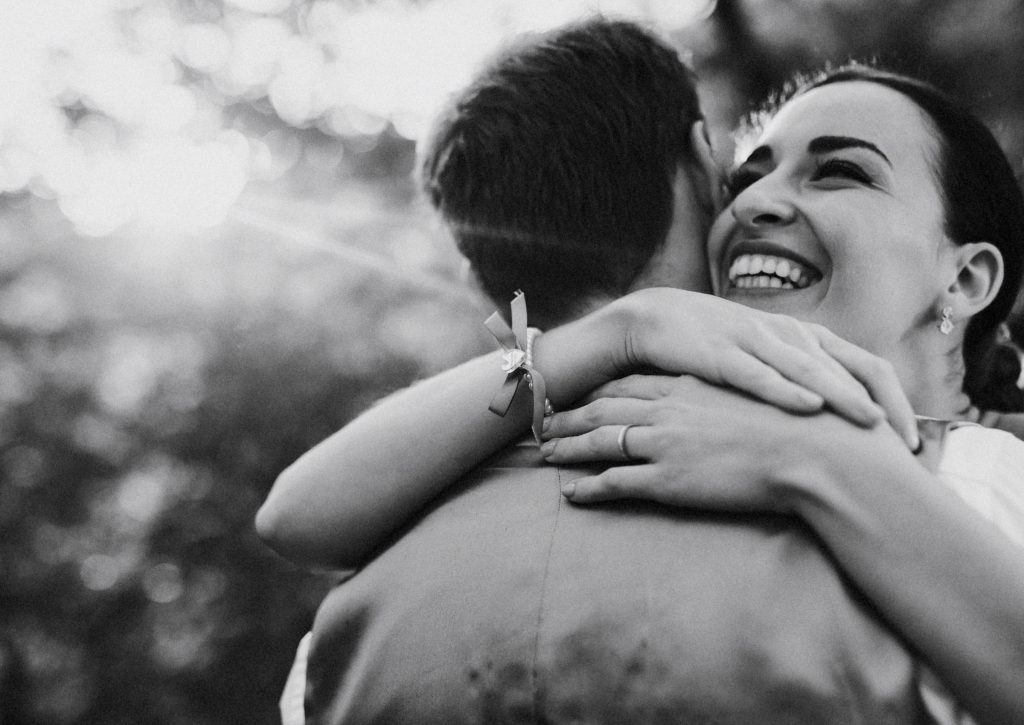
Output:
top-left (484, 291), bottom-right (549, 444)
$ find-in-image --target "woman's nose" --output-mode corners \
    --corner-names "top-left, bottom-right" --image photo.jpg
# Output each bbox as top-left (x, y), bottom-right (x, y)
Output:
top-left (730, 179), bottom-right (796, 229)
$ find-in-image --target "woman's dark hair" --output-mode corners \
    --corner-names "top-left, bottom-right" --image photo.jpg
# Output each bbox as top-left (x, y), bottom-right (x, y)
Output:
top-left (751, 63), bottom-right (1024, 411)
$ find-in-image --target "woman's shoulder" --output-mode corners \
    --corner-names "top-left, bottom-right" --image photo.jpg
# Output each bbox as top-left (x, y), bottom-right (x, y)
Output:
top-left (939, 423), bottom-right (1024, 546)
top-left (942, 422), bottom-right (1024, 476)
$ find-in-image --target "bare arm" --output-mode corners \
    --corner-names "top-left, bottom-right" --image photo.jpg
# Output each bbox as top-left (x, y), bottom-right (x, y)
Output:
top-left (257, 288), bottom-right (915, 570)
top-left (542, 378), bottom-right (1024, 724)
top-left (792, 420), bottom-right (1024, 725)
top-left (256, 350), bottom-right (531, 569)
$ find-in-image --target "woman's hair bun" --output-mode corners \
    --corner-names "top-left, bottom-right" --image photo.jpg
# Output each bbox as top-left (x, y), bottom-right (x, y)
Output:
top-left (973, 321), bottom-right (1024, 412)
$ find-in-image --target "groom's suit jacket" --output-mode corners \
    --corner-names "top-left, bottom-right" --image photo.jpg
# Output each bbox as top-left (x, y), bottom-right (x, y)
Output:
top-left (304, 438), bottom-right (930, 725)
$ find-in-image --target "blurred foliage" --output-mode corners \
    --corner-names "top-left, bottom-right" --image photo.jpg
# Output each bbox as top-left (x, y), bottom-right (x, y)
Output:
top-left (1, 0), bottom-right (1023, 723)
top-left (0, 187), bottom-right (491, 724)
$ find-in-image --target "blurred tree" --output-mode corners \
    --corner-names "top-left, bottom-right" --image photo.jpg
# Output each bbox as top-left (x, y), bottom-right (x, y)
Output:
top-left (691, 0), bottom-right (1024, 166)
top-left (0, 200), bottom-right (485, 723)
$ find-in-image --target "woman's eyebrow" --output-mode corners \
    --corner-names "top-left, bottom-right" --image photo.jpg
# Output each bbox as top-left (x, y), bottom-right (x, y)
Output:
top-left (807, 135), bottom-right (892, 167)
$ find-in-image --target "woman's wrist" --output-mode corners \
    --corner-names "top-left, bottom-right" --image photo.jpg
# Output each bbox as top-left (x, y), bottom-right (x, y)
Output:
top-left (603, 287), bottom-right (693, 372)
top-left (531, 298), bottom-right (637, 408)
top-left (772, 414), bottom-right (915, 524)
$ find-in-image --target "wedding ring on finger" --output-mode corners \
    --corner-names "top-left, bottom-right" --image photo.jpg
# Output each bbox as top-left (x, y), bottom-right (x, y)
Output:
top-left (617, 424), bottom-right (637, 462)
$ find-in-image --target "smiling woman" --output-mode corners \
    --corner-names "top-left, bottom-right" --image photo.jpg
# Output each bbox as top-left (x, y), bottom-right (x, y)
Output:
top-left (537, 64), bottom-right (1024, 724)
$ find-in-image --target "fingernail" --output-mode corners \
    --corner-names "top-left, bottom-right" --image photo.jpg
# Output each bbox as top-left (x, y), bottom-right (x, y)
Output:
top-left (542, 416), bottom-right (551, 433)
top-left (540, 441), bottom-right (555, 457)
top-left (857, 403), bottom-right (885, 426)
top-left (800, 390), bottom-right (824, 408)
top-left (560, 482), bottom-right (575, 498)
top-left (907, 429), bottom-right (922, 453)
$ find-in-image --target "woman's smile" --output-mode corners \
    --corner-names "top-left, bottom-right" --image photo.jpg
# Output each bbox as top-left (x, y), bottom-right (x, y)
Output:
top-left (723, 240), bottom-right (825, 293)
top-left (728, 255), bottom-right (811, 289)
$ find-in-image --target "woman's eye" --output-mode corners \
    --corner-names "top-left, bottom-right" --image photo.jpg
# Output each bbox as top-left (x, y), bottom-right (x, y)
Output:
top-left (724, 167), bottom-right (762, 197)
top-left (811, 158), bottom-right (872, 184)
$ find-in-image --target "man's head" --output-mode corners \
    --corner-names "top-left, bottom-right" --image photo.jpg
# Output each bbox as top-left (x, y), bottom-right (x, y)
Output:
top-left (420, 18), bottom-right (714, 329)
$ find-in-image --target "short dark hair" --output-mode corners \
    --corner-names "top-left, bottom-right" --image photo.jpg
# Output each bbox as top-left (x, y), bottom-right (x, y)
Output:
top-left (420, 18), bottom-right (702, 329)
top-left (746, 63), bottom-right (1024, 411)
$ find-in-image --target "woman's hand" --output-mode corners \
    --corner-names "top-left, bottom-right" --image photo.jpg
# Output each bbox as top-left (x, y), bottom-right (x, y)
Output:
top-left (604, 288), bottom-right (919, 447)
top-left (540, 373), bottom-right (889, 511)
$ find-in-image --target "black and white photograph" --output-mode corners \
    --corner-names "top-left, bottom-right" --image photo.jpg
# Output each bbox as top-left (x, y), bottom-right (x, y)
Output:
top-left (2, 1), bottom-right (1024, 723)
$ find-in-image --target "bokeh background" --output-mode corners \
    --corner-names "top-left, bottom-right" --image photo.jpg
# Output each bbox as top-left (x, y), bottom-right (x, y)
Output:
top-left (1, 0), bottom-right (1022, 722)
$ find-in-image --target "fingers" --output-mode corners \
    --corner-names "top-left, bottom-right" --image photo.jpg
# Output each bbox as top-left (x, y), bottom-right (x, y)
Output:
top-left (811, 327), bottom-right (918, 448)
top-left (542, 399), bottom-right (655, 440)
top-left (696, 312), bottom-right (881, 421)
top-left (580, 374), bottom-right (678, 404)
top-left (747, 319), bottom-right (917, 447)
top-left (542, 423), bottom-right (651, 464)
top-left (559, 465), bottom-right (671, 505)
top-left (713, 348), bottom-right (827, 414)
top-left (743, 322), bottom-right (886, 427)
top-left (763, 345), bottom-right (884, 426)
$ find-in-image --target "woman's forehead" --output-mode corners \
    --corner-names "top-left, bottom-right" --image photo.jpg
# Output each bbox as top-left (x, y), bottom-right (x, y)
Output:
top-left (757, 81), bottom-right (938, 165)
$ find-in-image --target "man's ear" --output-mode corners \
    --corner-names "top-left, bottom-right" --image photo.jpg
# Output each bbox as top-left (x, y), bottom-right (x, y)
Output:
top-left (946, 241), bottom-right (1004, 319)
top-left (459, 258), bottom-right (489, 302)
top-left (688, 120), bottom-right (725, 214)
top-left (458, 257), bottom-right (474, 285)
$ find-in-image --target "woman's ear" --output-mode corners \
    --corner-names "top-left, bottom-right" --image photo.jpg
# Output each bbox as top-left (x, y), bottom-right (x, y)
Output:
top-left (947, 241), bottom-right (1004, 318)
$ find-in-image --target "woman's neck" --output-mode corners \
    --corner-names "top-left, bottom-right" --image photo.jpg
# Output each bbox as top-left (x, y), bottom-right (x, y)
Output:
top-left (898, 340), bottom-right (972, 420)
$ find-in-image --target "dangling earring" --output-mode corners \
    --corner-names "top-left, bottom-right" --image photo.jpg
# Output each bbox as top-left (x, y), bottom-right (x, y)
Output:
top-left (938, 306), bottom-right (954, 335)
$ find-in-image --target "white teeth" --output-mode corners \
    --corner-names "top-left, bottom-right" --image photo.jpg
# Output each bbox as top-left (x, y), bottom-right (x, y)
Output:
top-left (727, 253), bottom-right (816, 291)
